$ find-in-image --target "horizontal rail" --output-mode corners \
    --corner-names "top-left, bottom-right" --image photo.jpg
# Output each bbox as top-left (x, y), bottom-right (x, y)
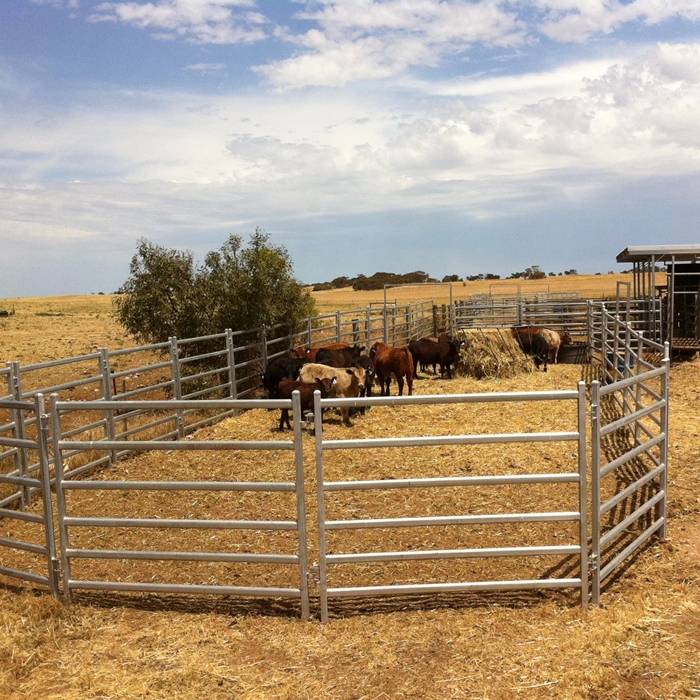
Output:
top-left (600, 465), bottom-right (666, 516)
top-left (56, 399), bottom-right (291, 410)
top-left (324, 473), bottom-right (580, 490)
top-left (325, 511), bottom-right (580, 530)
top-left (0, 436), bottom-right (38, 449)
top-left (65, 549), bottom-right (298, 564)
top-left (600, 400), bottom-right (665, 437)
top-left (178, 349), bottom-right (228, 365)
top-left (177, 332), bottom-right (227, 345)
top-left (320, 390), bottom-right (578, 408)
top-left (599, 366), bottom-right (667, 396)
top-left (323, 432), bottom-right (579, 450)
top-left (0, 473), bottom-right (41, 487)
top-left (0, 507), bottom-right (44, 523)
top-left (600, 435), bottom-right (665, 478)
top-left (326, 545), bottom-right (580, 563)
top-left (67, 580), bottom-right (301, 597)
top-left (112, 379), bottom-right (174, 399)
top-left (600, 491), bottom-right (665, 548)
top-left (0, 399), bottom-right (34, 411)
top-left (59, 439), bottom-right (293, 452)
top-left (110, 360), bottom-right (172, 379)
top-left (109, 341), bottom-right (170, 357)
top-left (0, 537), bottom-right (47, 555)
top-left (63, 516), bottom-right (298, 530)
top-left (21, 352), bottom-right (100, 371)
top-left (0, 565), bottom-right (50, 586)
top-left (61, 417), bottom-right (108, 439)
top-left (327, 578), bottom-right (581, 598)
top-left (62, 480), bottom-right (296, 492)
top-left (600, 518), bottom-right (665, 582)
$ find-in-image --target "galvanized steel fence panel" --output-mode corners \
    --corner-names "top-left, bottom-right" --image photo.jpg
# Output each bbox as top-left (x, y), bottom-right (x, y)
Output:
top-left (313, 387), bottom-right (589, 621)
top-left (51, 394), bottom-right (311, 618)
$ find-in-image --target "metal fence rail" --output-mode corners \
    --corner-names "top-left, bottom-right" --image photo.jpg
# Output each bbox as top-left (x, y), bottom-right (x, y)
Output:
top-left (50, 394), bottom-right (310, 618)
top-left (0, 394), bottom-right (59, 594)
top-left (589, 302), bottom-right (670, 602)
top-left (313, 387), bottom-right (589, 622)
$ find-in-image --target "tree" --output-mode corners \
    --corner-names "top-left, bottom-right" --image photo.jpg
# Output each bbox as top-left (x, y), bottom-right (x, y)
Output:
top-left (442, 274), bottom-right (461, 283)
top-left (523, 265), bottom-right (546, 280)
top-left (114, 229), bottom-right (316, 345)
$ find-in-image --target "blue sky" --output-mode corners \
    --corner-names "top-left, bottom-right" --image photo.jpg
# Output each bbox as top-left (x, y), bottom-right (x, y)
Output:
top-left (1, 1), bottom-right (700, 295)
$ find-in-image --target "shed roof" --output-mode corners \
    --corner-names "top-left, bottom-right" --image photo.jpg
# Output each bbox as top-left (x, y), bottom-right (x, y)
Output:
top-left (616, 244), bottom-right (700, 263)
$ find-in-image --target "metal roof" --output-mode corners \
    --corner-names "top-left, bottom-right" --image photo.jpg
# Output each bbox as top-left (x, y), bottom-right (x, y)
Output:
top-left (616, 244), bottom-right (700, 263)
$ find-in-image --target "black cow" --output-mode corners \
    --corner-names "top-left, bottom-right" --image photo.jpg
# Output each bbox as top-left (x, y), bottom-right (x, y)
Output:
top-left (262, 356), bottom-right (307, 398)
top-left (409, 336), bottom-right (461, 379)
top-left (315, 344), bottom-right (365, 368)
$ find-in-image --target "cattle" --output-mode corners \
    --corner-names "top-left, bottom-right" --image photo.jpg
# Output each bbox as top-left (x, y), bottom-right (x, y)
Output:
top-left (277, 376), bottom-right (336, 430)
top-left (512, 327), bottom-right (550, 371)
top-left (409, 335), bottom-right (461, 379)
top-left (315, 344), bottom-right (365, 368)
top-left (540, 329), bottom-right (571, 364)
top-left (262, 356), bottom-right (307, 398)
top-left (304, 342), bottom-right (352, 362)
top-left (299, 363), bottom-right (363, 426)
top-left (369, 342), bottom-right (414, 396)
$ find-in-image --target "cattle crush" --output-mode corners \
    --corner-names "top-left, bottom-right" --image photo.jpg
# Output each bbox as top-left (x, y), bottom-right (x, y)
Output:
top-left (0, 297), bottom-right (670, 620)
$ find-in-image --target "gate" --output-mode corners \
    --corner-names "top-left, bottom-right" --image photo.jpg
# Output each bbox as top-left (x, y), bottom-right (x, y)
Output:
top-left (0, 394), bottom-right (59, 594)
top-left (50, 395), bottom-right (310, 618)
top-left (313, 387), bottom-right (589, 621)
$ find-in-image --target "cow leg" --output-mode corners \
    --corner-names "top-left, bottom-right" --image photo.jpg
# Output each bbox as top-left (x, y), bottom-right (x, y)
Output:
top-left (342, 407), bottom-right (353, 427)
top-left (397, 375), bottom-right (404, 396)
top-left (407, 374), bottom-right (413, 396)
top-left (279, 409), bottom-right (289, 431)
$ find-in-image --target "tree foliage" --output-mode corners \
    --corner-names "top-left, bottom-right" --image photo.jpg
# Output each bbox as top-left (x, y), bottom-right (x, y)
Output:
top-left (114, 229), bottom-right (316, 345)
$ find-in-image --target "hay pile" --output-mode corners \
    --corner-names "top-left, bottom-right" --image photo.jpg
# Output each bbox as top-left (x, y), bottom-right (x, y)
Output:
top-left (456, 328), bottom-right (533, 379)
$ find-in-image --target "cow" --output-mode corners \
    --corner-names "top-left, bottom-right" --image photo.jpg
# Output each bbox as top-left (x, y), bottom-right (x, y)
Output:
top-left (512, 327), bottom-right (550, 371)
top-left (277, 376), bottom-right (336, 430)
top-left (369, 342), bottom-right (414, 396)
top-left (315, 344), bottom-right (365, 368)
top-left (262, 356), bottom-right (307, 398)
top-left (299, 363), bottom-right (363, 426)
top-left (540, 329), bottom-right (572, 364)
top-left (409, 335), bottom-right (461, 379)
top-left (303, 342), bottom-right (352, 362)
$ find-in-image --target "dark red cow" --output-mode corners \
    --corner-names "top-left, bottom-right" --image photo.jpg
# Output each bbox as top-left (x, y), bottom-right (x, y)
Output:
top-left (369, 342), bottom-right (414, 396)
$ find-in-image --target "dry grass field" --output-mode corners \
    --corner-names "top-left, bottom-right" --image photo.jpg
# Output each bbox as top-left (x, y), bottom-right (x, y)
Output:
top-left (0, 282), bottom-right (698, 700)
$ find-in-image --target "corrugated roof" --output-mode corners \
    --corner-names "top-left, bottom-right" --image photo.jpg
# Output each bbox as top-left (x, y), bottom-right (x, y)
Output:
top-left (616, 244), bottom-right (700, 263)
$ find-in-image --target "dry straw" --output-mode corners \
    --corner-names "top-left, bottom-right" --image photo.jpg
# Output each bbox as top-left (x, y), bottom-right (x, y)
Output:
top-left (456, 328), bottom-right (533, 379)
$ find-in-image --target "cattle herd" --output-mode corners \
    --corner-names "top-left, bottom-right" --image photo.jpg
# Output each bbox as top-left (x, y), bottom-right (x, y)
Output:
top-left (262, 327), bottom-right (571, 429)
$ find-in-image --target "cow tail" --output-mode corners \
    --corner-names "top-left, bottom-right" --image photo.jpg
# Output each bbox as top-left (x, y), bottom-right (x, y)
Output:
top-left (405, 347), bottom-right (415, 379)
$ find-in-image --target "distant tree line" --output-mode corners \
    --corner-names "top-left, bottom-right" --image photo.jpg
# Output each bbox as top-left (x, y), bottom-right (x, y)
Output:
top-left (312, 271), bottom-right (437, 292)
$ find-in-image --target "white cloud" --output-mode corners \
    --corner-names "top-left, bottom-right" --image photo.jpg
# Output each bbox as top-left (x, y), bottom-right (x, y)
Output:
top-left (184, 61), bottom-right (226, 73)
top-left (2, 42), bottom-right (700, 246)
top-left (89, 0), bottom-right (267, 44)
top-left (535, 0), bottom-right (700, 43)
top-left (258, 0), bottom-right (526, 89)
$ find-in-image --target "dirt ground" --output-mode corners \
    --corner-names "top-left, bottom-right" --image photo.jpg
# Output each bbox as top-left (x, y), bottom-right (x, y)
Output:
top-left (1, 354), bottom-right (698, 699)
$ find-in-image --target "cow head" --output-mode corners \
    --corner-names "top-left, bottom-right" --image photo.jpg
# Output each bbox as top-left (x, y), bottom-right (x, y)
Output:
top-left (561, 331), bottom-right (573, 346)
top-left (315, 376), bottom-right (336, 397)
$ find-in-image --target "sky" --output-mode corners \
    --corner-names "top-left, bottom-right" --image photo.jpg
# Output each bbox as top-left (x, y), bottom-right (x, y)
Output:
top-left (1, 1), bottom-right (700, 295)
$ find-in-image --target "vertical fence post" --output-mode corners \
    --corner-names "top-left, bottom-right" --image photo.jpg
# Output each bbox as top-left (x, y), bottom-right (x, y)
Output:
top-left (291, 390), bottom-right (310, 620)
top-left (365, 307), bottom-right (371, 346)
top-left (169, 337), bottom-right (184, 439)
top-left (225, 329), bottom-right (237, 399)
top-left (391, 306), bottom-right (397, 345)
top-left (634, 332), bottom-right (644, 445)
top-left (577, 381), bottom-right (589, 609)
top-left (99, 348), bottom-right (116, 466)
top-left (432, 305), bottom-right (438, 337)
top-left (590, 380), bottom-right (601, 604)
top-left (659, 342), bottom-right (670, 540)
top-left (306, 318), bottom-right (313, 348)
top-left (382, 306), bottom-right (389, 345)
top-left (260, 326), bottom-right (268, 369)
top-left (35, 393), bottom-right (59, 596)
top-left (335, 311), bottom-right (341, 342)
top-left (9, 361), bottom-right (29, 507)
top-left (586, 300), bottom-right (593, 362)
top-left (313, 390), bottom-right (329, 622)
top-left (50, 394), bottom-right (72, 601)
top-left (352, 319), bottom-right (360, 344)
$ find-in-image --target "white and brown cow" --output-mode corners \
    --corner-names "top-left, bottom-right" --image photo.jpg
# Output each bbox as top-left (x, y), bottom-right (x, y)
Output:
top-left (298, 363), bottom-right (364, 426)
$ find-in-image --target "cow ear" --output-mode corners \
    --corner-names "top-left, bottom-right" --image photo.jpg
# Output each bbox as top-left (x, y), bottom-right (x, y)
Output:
top-left (331, 377), bottom-right (337, 384)
top-left (359, 346), bottom-right (365, 353)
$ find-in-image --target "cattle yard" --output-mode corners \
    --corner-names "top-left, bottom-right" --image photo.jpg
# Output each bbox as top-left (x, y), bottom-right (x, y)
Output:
top-left (0, 288), bottom-right (700, 698)
top-left (0, 293), bottom-right (671, 615)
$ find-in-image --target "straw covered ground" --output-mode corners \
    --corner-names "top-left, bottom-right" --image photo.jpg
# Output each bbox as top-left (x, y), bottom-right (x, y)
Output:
top-left (1, 357), bottom-right (699, 699)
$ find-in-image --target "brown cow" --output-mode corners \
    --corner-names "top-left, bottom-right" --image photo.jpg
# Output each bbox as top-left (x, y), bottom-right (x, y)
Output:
top-left (277, 376), bottom-right (336, 430)
top-left (369, 341), bottom-right (414, 396)
top-left (409, 335), bottom-right (461, 378)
